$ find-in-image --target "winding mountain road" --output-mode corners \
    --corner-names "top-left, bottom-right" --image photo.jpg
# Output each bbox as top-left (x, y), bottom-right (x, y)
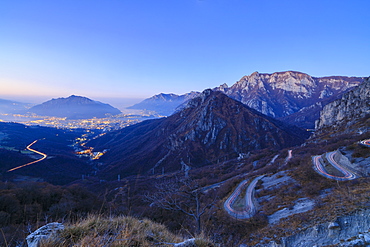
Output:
top-left (7, 140), bottom-right (47, 172)
top-left (312, 151), bottom-right (357, 181)
top-left (224, 175), bottom-right (264, 219)
top-left (360, 139), bottom-right (370, 147)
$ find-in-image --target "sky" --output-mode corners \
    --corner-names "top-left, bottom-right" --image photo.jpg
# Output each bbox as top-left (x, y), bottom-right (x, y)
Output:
top-left (1, 0), bottom-right (369, 108)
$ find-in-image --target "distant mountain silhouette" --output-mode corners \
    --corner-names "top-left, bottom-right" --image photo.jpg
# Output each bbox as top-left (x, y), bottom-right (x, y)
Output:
top-left (127, 92), bottom-right (200, 116)
top-left (0, 98), bottom-right (31, 114)
top-left (28, 95), bottom-right (121, 119)
top-left (90, 90), bottom-right (308, 178)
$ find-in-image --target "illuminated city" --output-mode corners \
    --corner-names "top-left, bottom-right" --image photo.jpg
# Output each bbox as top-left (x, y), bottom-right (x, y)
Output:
top-left (0, 111), bottom-right (158, 130)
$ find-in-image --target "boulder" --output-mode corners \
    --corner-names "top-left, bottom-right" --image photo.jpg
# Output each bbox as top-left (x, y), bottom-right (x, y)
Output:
top-left (26, 222), bottom-right (64, 247)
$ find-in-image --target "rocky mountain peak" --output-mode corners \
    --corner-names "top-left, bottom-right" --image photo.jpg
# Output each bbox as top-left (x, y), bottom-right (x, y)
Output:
top-left (268, 71), bottom-right (316, 93)
top-left (152, 93), bottom-right (179, 100)
top-left (221, 71), bottom-right (364, 126)
top-left (213, 83), bottom-right (229, 93)
top-left (182, 89), bottom-right (214, 109)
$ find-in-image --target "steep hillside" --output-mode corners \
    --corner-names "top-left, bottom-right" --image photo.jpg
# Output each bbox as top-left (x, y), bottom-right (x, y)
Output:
top-left (28, 95), bottom-right (121, 119)
top-left (90, 90), bottom-right (307, 179)
top-left (315, 76), bottom-right (370, 132)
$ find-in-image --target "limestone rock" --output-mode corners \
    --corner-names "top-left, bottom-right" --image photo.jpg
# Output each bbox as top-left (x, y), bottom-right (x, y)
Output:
top-left (316, 77), bottom-right (370, 131)
top-left (26, 222), bottom-right (64, 247)
top-left (262, 209), bottom-right (370, 247)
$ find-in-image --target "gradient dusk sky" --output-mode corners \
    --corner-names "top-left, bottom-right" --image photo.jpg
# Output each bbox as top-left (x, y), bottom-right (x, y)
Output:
top-left (1, 0), bottom-right (369, 107)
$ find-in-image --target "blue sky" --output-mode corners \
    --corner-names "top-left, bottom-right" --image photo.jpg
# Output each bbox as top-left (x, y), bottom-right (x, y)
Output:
top-left (1, 0), bottom-right (369, 107)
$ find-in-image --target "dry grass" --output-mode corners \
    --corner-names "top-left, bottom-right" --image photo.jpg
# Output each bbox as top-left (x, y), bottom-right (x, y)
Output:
top-left (39, 214), bottom-right (214, 247)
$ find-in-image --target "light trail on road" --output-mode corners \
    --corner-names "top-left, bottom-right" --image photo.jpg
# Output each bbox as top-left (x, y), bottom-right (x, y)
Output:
top-left (224, 175), bottom-right (264, 219)
top-left (360, 139), bottom-right (370, 147)
top-left (283, 149), bottom-right (292, 165)
top-left (312, 151), bottom-right (357, 181)
top-left (7, 140), bottom-right (47, 172)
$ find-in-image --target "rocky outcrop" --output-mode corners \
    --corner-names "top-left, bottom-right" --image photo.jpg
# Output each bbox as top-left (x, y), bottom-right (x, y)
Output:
top-left (264, 209), bottom-right (370, 247)
top-left (315, 77), bottom-right (370, 130)
top-left (224, 71), bottom-right (363, 122)
top-left (26, 222), bottom-right (64, 247)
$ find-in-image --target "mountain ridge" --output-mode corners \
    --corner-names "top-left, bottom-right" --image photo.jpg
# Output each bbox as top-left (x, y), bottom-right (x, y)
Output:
top-left (224, 71), bottom-right (363, 123)
top-left (127, 91), bottom-right (200, 116)
top-left (128, 71), bottom-right (364, 128)
top-left (90, 90), bottom-right (308, 178)
top-left (28, 95), bottom-right (122, 119)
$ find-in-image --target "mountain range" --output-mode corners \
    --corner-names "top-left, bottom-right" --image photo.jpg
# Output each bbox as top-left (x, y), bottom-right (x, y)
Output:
top-left (28, 95), bottom-right (121, 119)
top-left (128, 71), bottom-right (364, 128)
top-left (0, 70), bottom-right (369, 246)
top-left (127, 91), bottom-right (200, 116)
top-left (89, 90), bottom-right (308, 178)
top-left (0, 98), bottom-right (32, 114)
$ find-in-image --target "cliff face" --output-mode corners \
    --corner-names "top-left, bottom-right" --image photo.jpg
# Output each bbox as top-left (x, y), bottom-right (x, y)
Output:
top-left (315, 77), bottom-right (370, 130)
top-left (265, 209), bottom-right (370, 247)
top-left (224, 71), bottom-right (363, 120)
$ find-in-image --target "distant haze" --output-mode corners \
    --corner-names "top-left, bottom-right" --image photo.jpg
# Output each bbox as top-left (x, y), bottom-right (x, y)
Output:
top-left (0, 94), bottom-right (143, 111)
top-left (92, 97), bottom-right (144, 111)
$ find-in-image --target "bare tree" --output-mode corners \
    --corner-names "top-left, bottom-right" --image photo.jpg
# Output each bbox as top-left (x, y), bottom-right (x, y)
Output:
top-left (145, 176), bottom-right (216, 234)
